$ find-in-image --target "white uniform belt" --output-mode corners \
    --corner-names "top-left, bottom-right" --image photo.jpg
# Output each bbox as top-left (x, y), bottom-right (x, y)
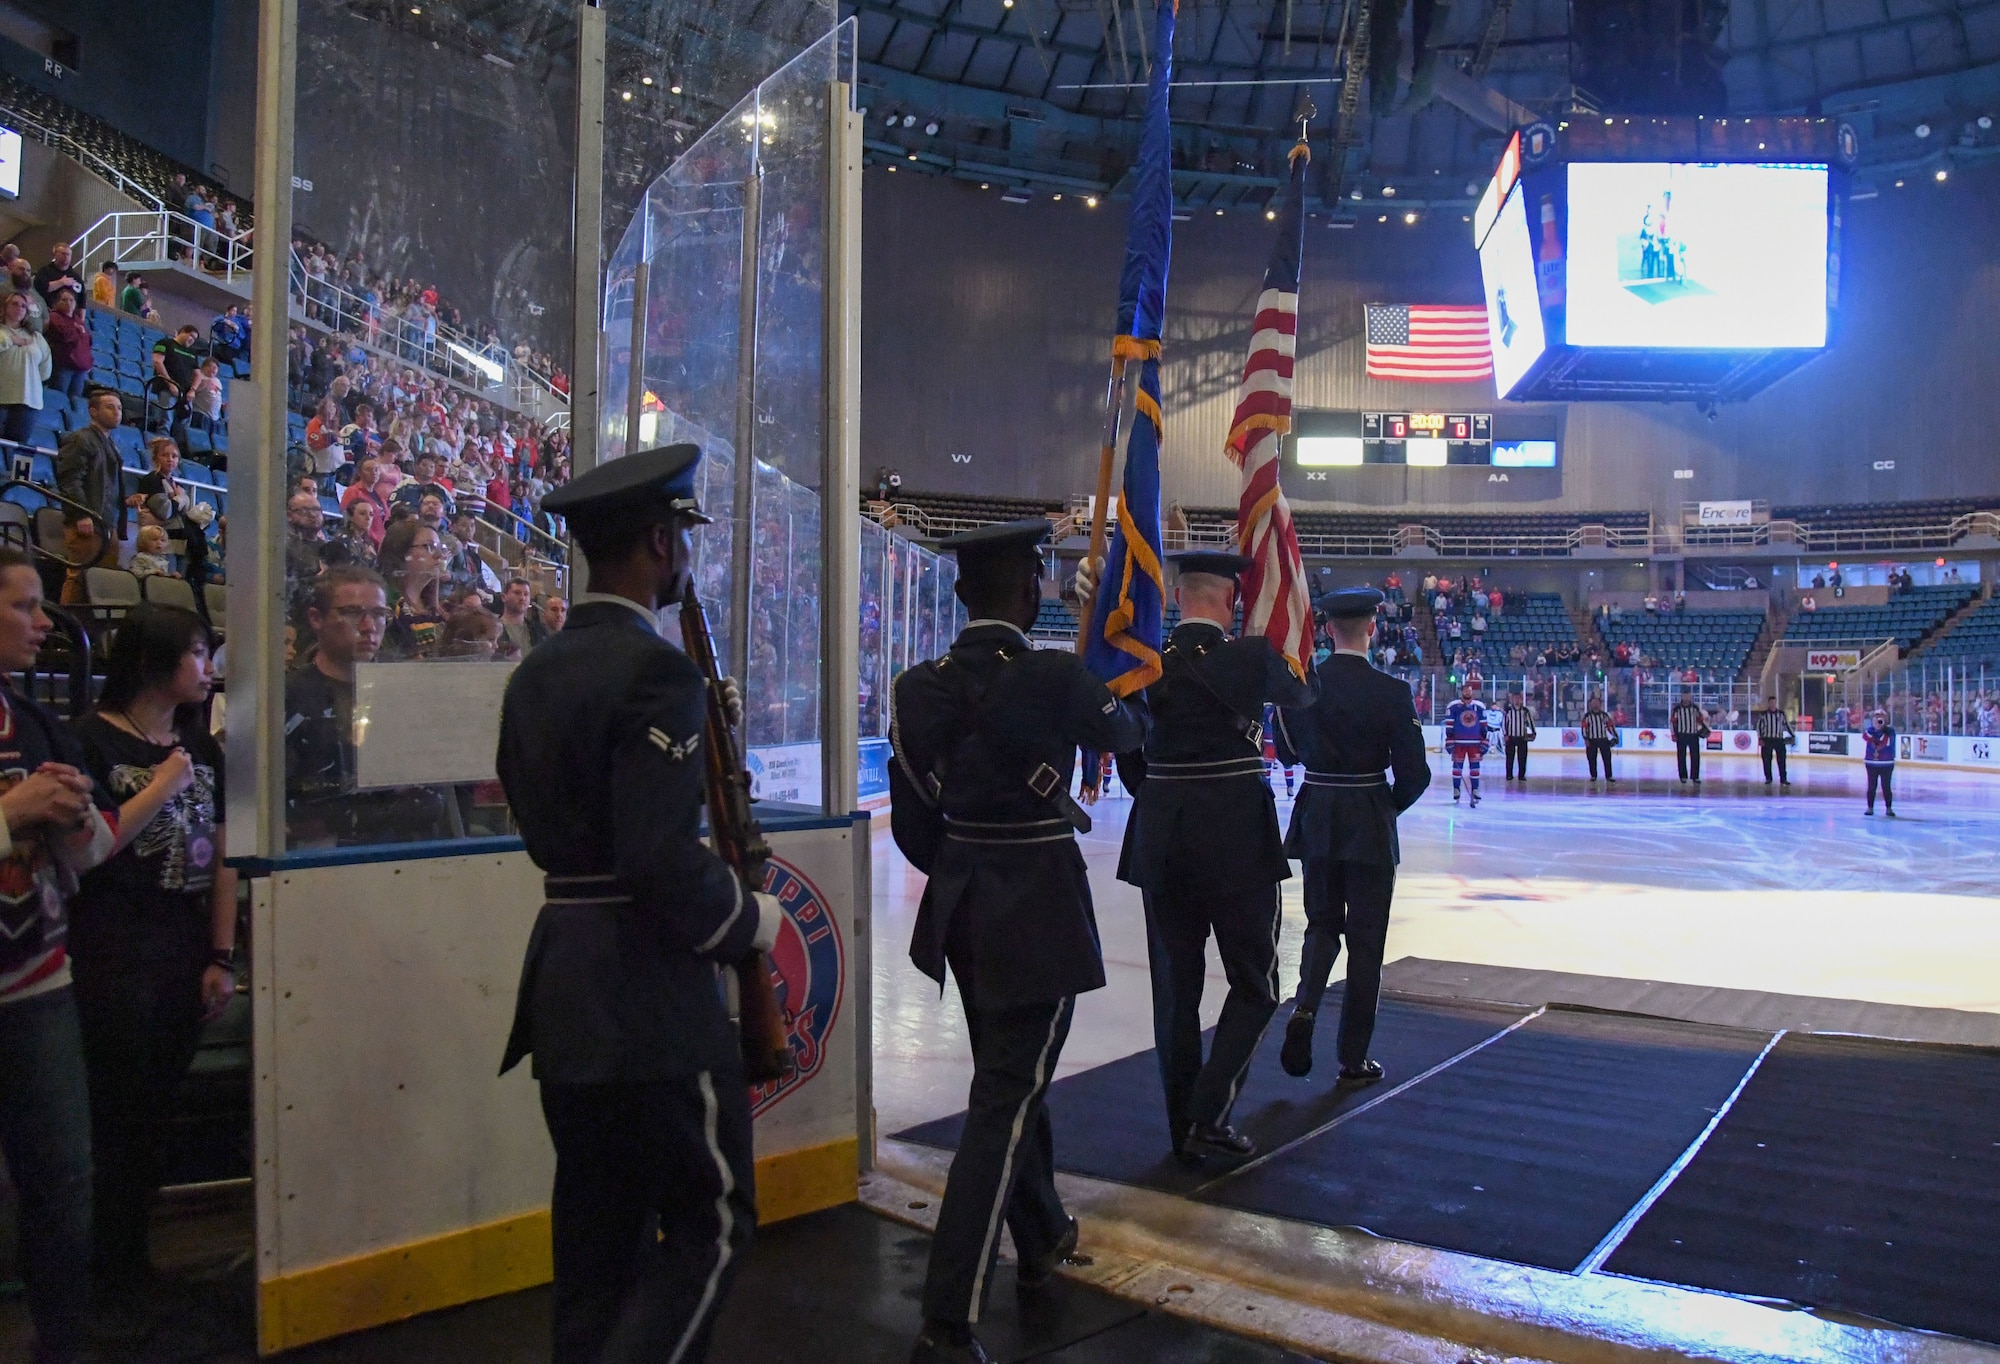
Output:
top-left (1145, 756), bottom-right (1269, 781)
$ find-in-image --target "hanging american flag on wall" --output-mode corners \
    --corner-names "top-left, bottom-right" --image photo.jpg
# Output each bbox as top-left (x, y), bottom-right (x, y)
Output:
top-left (1363, 303), bottom-right (1493, 380)
top-left (1224, 142), bottom-right (1314, 680)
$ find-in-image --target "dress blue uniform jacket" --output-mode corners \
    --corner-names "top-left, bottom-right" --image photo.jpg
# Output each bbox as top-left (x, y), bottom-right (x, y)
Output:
top-left (496, 600), bottom-right (762, 1083)
top-left (1274, 652), bottom-right (1431, 867)
top-left (1115, 622), bottom-right (1315, 895)
top-left (889, 621), bottom-right (1147, 1009)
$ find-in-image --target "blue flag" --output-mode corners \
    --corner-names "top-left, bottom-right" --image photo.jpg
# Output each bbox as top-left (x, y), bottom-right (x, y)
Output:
top-left (1085, 0), bottom-right (1174, 698)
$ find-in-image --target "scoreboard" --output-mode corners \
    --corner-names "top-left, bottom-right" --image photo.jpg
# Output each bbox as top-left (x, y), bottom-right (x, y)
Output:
top-left (1363, 412), bottom-right (1492, 444)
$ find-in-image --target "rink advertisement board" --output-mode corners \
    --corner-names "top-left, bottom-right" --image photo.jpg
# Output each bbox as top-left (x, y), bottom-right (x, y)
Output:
top-left (1808, 732), bottom-right (1850, 755)
top-left (1805, 648), bottom-right (1863, 671)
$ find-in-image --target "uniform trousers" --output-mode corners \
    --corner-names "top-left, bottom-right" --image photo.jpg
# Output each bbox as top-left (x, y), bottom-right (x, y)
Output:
top-left (1675, 736), bottom-right (1703, 782)
top-left (1761, 740), bottom-right (1790, 783)
top-left (1504, 738), bottom-right (1529, 779)
top-left (538, 1070), bottom-right (757, 1364)
top-left (1585, 739), bottom-right (1615, 781)
top-left (922, 983), bottom-right (1073, 1326)
top-left (1294, 857), bottom-right (1396, 1069)
top-left (0, 987), bottom-right (92, 1362)
top-left (1866, 764), bottom-right (1895, 810)
top-left (1142, 880), bottom-right (1279, 1140)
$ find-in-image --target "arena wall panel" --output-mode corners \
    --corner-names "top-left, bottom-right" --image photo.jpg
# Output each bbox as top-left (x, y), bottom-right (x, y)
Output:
top-left (863, 163), bottom-right (2000, 516)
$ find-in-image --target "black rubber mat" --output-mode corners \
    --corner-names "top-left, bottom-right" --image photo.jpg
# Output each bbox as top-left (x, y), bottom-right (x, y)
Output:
top-left (1201, 1008), bottom-right (1769, 1271)
top-left (895, 990), bottom-right (1527, 1195)
top-left (1605, 1032), bottom-right (2000, 1345)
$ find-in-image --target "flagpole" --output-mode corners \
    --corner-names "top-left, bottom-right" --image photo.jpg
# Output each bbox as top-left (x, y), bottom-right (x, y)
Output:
top-left (1075, 356), bottom-right (1128, 656)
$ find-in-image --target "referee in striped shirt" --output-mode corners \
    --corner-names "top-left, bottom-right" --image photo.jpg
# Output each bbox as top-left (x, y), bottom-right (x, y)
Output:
top-left (1501, 692), bottom-right (1536, 780)
top-left (1754, 695), bottom-right (1797, 787)
top-left (1670, 695), bottom-right (1710, 785)
top-left (1580, 696), bottom-right (1618, 784)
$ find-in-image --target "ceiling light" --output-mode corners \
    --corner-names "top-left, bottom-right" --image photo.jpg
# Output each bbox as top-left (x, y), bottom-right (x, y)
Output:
top-left (1935, 167), bottom-right (1948, 181)
top-left (884, 110), bottom-right (898, 123)
top-left (641, 76), bottom-right (653, 85)
top-left (1980, 115), bottom-right (1994, 130)
top-left (1464, 181), bottom-right (1480, 196)
top-left (902, 113), bottom-right (917, 128)
top-left (1086, 196), bottom-right (1098, 207)
top-left (887, 165), bottom-right (897, 172)
top-left (1915, 122), bottom-right (1932, 137)
top-left (925, 121), bottom-right (940, 136)
top-left (1216, 208), bottom-right (1224, 216)
top-left (670, 84), bottom-right (682, 94)
top-left (1378, 214), bottom-right (1388, 222)
top-left (409, 5), bottom-right (420, 11)
top-left (1895, 178), bottom-right (1904, 187)
top-left (1004, 0), bottom-right (1015, 7)
top-left (907, 152), bottom-right (917, 160)
top-left (1381, 184), bottom-right (1396, 197)
top-left (1462, 214), bottom-right (1471, 222)
top-left (980, 182), bottom-right (990, 189)
top-left (1349, 189), bottom-right (1361, 200)
top-left (620, 90), bottom-right (632, 100)
top-left (1404, 211), bottom-right (1417, 224)
top-left (1052, 193), bottom-right (1062, 201)
top-left (1265, 208), bottom-right (1276, 220)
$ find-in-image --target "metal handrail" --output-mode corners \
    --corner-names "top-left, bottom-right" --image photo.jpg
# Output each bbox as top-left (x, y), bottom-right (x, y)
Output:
top-left (70, 209), bottom-right (253, 285)
top-left (0, 104), bottom-right (165, 211)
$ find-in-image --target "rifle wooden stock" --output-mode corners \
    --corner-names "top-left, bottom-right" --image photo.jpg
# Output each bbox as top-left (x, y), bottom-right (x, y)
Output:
top-left (679, 583), bottom-right (793, 1085)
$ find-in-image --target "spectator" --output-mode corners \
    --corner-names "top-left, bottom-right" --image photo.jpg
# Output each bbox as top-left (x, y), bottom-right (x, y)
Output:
top-left (188, 356), bottom-right (225, 433)
top-left (151, 324), bottom-right (202, 447)
top-left (43, 289), bottom-right (92, 403)
top-left (32, 243), bottom-right (82, 306)
top-left (325, 500), bottom-right (379, 569)
top-left (378, 518), bottom-right (449, 658)
top-left (90, 261), bottom-right (119, 309)
top-left (1800, 594), bottom-right (1817, 613)
top-left (210, 304), bottom-right (248, 367)
top-left (133, 437), bottom-right (191, 519)
top-left (436, 605), bottom-right (502, 660)
top-left (128, 525), bottom-right (175, 579)
top-left (393, 453), bottom-right (456, 519)
top-left (55, 387), bottom-right (126, 601)
top-left (66, 605), bottom-right (235, 1300)
top-left (118, 272), bottom-right (147, 317)
top-left (1812, 572), bottom-right (1826, 588)
top-left (497, 578), bottom-right (538, 654)
top-left (5, 259), bottom-right (47, 334)
top-left (304, 396), bottom-right (345, 481)
top-left (537, 593), bottom-right (568, 639)
top-left (0, 546), bottom-right (120, 1361)
top-left (283, 491), bottom-right (326, 621)
top-left (0, 289), bottom-right (53, 444)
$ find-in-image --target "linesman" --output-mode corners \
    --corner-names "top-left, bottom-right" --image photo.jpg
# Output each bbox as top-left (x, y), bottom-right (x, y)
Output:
top-left (1754, 695), bottom-right (1796, 787)
top-left (1580, 694), bottom-right (1618, 784)
top-left (1500, 690), bottom-right (1536, 781)
top-left (888, 520), bottom-right (1147, 1364)
top-left (1670, 692), bottom-right (1710, 785)
top-left (1109, 551), bottom-right (1316, 1165)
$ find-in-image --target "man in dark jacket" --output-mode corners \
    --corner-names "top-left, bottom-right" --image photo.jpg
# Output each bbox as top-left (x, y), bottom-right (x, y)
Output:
top-left (54, 386), bottom-right (125, 603)
top-left (1111, 551), bottom-right (1314, 1164)
top-left (496, 444), bottom-right (781, 1364)
top-left (1272, 588), bottom-right (1431, 1083)
top-left (888, 519), bottom-right (1146, 1364)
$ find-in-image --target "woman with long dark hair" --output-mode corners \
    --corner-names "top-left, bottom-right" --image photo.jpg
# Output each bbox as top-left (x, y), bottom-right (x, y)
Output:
top-left (66, 604), bottom-right (235, 1294)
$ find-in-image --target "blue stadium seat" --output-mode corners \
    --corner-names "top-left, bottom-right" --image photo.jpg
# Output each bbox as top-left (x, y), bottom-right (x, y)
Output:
top-left (233, 358), bottom-right (251, 379)
top-left (110, 426), bottom-right (146, 467)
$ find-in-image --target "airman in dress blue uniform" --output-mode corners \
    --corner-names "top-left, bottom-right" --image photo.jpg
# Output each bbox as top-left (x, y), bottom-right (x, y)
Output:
top-left (1111, 551), bottom-right (1315, 1164)
top-left (888, 520), bottom-right (1148, 1364)
top-left (497, 445), bottom-right (784, 1364)
top-left (1272, 588), bottom-right (1431, 1084)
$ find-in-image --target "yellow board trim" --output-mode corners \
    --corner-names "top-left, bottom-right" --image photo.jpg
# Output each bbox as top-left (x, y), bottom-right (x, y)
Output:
top-left (258, 1136), bottom-right (859, 1354)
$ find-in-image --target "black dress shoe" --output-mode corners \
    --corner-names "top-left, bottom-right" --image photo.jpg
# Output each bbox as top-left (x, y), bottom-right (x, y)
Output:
top-left (1183, 1120), bottom-right (1256, 1159)
top-left (1337, 1059), bottom-right (1385, 1086)
top-left (1017, 1215), bottom-right (1090, 1288)
top-left (911, 1320), bottom-right (990, 1363)
top-left (1280, 1009), bottom-right (1316, 1077)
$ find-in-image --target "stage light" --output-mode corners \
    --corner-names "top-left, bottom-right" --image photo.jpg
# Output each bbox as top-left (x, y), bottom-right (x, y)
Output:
top-left (925, 121), bottom-right (940, 135)
top-left (1382, 185), bottom-right (1396, 197)
top-left (1936, 168), bottom-right (1949, 181)
top-left (1086, 196), bottom-right (1098, 207)
top-left (642, 76), bottom-right (653, 85)
top-left (1403, 211), bottom-right (1417, 224)
top-left (1915, 122), bottom-right (1932, 138)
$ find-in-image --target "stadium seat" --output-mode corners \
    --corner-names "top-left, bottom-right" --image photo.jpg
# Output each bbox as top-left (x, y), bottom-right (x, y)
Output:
top-left (140, 575), bottom-right (199, 612)
top-left (85, 567), bottom-right (142, 607)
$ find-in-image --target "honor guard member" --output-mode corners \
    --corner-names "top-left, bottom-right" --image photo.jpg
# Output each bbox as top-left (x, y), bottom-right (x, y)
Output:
top-left (1581, 694), bottom-right (1618, 784)
top-left (888, 520), bottom-right (1147, 1364)
top-left (1501, 691), bottom-right (1536, 781)
top-left (1110, 550), bottom-right (1316, 1165)
top-left (1755, 695), bottom-right (1797, 787)
top-left (1671, 693), bottom-right (1710, 785)
top-left (496, 445), bottom-right (785, 1364)
top-left (1272, 588), bottom-right (1430, 1083)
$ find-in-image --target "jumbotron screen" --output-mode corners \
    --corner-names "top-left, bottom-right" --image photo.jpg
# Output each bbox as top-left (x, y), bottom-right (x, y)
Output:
top-left (1565, 162), bottom-right (1829, 349)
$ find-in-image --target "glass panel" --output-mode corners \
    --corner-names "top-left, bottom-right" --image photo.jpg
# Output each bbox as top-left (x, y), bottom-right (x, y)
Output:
top-left (858, 519), bottom-right (888, 739)
top-left (281, 0), bottom-right (578, 851)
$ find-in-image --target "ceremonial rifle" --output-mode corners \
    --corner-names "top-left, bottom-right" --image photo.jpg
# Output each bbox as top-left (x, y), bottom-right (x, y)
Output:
top-left (679, 582), bottom-right (793, 1085)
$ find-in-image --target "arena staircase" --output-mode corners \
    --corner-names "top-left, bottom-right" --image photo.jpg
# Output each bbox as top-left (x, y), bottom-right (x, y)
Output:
top-left (1741, 606), bottom-right (1785, 684)
top-left (1909, 588), bottom-right (1995, 660)
top-left (1571, 603), bottom-right (1607, 658)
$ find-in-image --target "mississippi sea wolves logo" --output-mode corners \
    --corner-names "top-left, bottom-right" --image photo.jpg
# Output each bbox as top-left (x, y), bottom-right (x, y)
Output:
top-left (750, 856), bottom-right (845, 1118)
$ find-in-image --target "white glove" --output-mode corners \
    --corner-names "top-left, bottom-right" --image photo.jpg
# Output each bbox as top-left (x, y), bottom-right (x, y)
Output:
top-left (1072, 556), bottom-right (1103, 606)
top-left (750, 891), bottom-right (784, 953)
top-left (719, 676), bottom-right (744, 731)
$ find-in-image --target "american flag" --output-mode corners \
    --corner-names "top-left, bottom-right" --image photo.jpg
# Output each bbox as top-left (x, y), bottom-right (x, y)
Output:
top-left (1364, 303), bottom-right (1493, 381)
top-left (1225, 145), bottom-right (1314, 680)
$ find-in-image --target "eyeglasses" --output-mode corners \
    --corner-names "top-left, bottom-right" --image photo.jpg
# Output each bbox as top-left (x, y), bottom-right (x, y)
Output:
top-left (329, 607), bottom-right (391, 625)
